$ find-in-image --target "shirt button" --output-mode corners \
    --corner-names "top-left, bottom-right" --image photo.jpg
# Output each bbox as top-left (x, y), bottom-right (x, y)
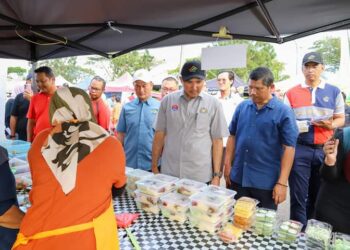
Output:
top-left (244, 162), bottom-right (247, 165)
top-left (246, 150), bottom-right (249, 153)
top-left (256, 112), bottom-right (258, 115)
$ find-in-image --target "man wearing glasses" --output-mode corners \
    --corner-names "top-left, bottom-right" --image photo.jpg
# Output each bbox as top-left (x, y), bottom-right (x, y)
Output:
top-left (88, 76), bottom-right (111, 131)
top-left (160, 76), bottom-right (179, 99)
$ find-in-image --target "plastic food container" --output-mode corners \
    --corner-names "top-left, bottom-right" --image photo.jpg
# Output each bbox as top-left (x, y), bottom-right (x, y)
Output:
top-left (160, 207), bottom-right (187, 224)
top-left (219, 224), bottom-right (244, 243)
top-left (276, 220), bottom-right (303, 244)
top-left (159, 192), bottom-right (190, 214)
top-left (126, 169), bottom-right (153, 191)
top-left (253, 208), bottom-right (277, 236)
top-left (189, 191), bottom-right (227, 215)
top-left (189, 216), bottom-right (223, 234)
top-left (136, 178), bottom-right (174, 196)
top-left (176, 178), bottom-right (206, 196)
top-left (305, 219), bottom-right (332, 249)
top-left (332, 232), bottom-right (350, 250)
top-left (0, 140), bottom-right (31, 157)
top-left (189, 207), bottom-right (224, 224)
top-left (150, 174), bottom-right (179, 187)
top-left (9, 158), bottom-right (27, 167)
top-left (135, 200), bottom-right (160, 214)
top-left (234, 197), bottom-right (259, 218)
top-left (202, 185), bottom-right (237, 204)
top-left (134, 190), bottom-right (161, 205)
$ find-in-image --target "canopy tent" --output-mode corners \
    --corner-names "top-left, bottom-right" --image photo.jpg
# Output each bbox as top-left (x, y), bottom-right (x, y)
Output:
top-left (0, 0), bottom-right (350, 61)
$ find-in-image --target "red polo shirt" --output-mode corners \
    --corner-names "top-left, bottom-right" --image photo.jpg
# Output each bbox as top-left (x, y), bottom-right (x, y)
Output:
top-left (27, 92), bottom-right (52, 141)
top-left (91, 98), bottom-right (111, 131)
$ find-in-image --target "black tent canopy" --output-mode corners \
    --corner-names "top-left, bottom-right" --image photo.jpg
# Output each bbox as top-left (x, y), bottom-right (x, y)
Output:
top-left (0, 0), bottom-right (349, 61)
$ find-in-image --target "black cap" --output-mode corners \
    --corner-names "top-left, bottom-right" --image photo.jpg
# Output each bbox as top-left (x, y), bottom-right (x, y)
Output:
top-left (302, 52), bottom-right (324, 65)
top-left (180, 61), bottom-right (205, 81)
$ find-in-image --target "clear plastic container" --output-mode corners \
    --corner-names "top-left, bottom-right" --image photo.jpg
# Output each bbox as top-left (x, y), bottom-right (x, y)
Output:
top-left (125, 167), bottom-right (134, 175)
top-left (276, 220), bottom-right (303, 244)
top-left (176, 178), bottom-right (206, 196)
top-left (126, 169), bottom-right (153, 191)
top-left (305, 219), bottom-right (332, 249)
top-left (0, 140), bottom-right (31, 157)
top-left (219, 223), bottom-right (244, 243)
top-left (134, 190), bottom-right (161, 205)
top-left (189, 215), bottom-right (223, 234)
top-left (159, 192), bottom-right (190, 214)
top-left (202, 185), bottom-right (237, 203)
top-left (332, 232), bottom-right (350, 250)
top-left (9, 158), bottom-right (27, 167)
top-left (189, 207), bottom-right (224, 224)
top-left (189, 191), bottom-right (227, 215)
top-left (233, 214), bottom-right (255, 230)
top-left (136, 178), bottom-right (174, 196)
top-left (160, 207), bottom-right (187, 224)
top-left (135, 200), bottom-right (160, 214)
top-left (234, 196), bottom-right (259, 218)
top-left (150, 174), bottom-right (179, 188)
top-left (253, 208), bottom-right (277, 236)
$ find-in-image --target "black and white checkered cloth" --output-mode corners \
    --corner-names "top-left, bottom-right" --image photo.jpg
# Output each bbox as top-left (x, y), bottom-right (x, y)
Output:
top-left (114, 193), bottom-right (306, 250)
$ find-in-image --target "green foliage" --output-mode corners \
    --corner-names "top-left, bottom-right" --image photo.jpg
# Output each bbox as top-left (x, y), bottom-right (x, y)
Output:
top-left (7, 66), bottom-right (27, 77)
top-left (88, 50), bottom-right (162, 80)
top-left (38, 57), bottom-right (95, 84)
top-left (310, 37), bottom-right (340, 73)
top-left (168, 40), bottom-right (289, 82)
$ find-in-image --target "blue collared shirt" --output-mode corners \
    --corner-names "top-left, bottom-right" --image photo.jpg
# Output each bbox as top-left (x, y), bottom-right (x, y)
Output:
top-left (229, 96), bottom-right (298, 190)
top-left (117, 97), bottom-right (160, 170)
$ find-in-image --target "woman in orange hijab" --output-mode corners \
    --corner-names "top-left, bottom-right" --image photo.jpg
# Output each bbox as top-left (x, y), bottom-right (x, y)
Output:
top-left (13, 87), bottom-right (126, 250)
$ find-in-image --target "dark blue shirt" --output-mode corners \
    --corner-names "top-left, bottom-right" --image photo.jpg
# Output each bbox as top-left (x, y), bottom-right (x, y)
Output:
top-left (229, 97), bottom-right (298, 190)
top-left (117, 97), bottom-right (160, 170)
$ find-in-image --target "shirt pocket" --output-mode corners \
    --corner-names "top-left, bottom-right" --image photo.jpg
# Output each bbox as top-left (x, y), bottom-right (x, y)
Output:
top-left (196, 112), bottom-right (210, 132)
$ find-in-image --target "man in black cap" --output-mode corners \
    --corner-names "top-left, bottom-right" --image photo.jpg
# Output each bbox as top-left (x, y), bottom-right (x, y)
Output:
top-left (285, 52), bottom-right (345, 228)
top-left (152, 61), bottom-right (229, 185)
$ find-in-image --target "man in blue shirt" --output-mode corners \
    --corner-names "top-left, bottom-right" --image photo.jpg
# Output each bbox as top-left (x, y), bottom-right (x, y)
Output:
top-left (117, 69), bottom-right (160, 170)
top-left (224, 67), bottom-right (298, 209)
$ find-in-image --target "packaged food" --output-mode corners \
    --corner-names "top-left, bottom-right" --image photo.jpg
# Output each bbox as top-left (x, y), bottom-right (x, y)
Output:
top-left (189, 191), bottom-right (226, 215)
top-left (332, 232), bottom-right (350, 250)
top-left (126, 169), bottom-right (153, 186)
top-left (160, 207), bottom-right (187, 224)
top-left (189, 207), bottom-right (223, 224)
top-left (202, 185), bottom-right (237, 206)
top-left (276, 220), bottom-right (303, 244)
top-left (176, 178), bottom-right (206, 196)
top-left (305, 219), bottom-right (332, 249)
top-left (159, 192), bottom-right (190, 214)
top-left (9, 158), bottom-right (28, 167)
top-left (136, 178), bottom-right (174, 196)
top-left (189, 216), bottom-right (223, 234)
top-left (134, 190), bottom-right (161, 205)
top-left (150, 174), bottom-right (179, 188)
top-left (253, 208), bottom-right (277, 236)
top-left (233, 215), bottom-right (254, 230)
top-left (219, 223), bottom-right (243, 243)
top-left (234, 197), bottom-right (259, 218)
top-left (135, 201), bottom-right (160, 214)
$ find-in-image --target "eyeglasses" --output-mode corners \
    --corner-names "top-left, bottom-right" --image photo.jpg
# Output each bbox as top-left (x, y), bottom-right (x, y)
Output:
top-left (161, 87), bottom-right (177, 92)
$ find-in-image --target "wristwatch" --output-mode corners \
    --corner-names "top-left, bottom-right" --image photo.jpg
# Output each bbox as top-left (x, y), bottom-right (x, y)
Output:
top-left (213, 172), bottom-right (222, 178)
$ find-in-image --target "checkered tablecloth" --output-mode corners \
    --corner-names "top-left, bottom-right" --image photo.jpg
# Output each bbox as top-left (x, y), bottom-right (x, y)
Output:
top-left (114, 193), bottom-right (306, 250)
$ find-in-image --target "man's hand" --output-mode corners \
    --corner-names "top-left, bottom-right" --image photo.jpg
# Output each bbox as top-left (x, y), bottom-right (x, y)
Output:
top-left (151, 164), bottom-right (160, 174)
top-left (272, 183), bottom-right (287, 205)
top-left (311, 118), bottom-right (333, 130)
top-left (23, 90), bottom-right (33, 101)
top-left (211, 176), bottom-right (220, 186)
top-left (224, 164), bottom-right (231, 188)
top-left (323, 139), bottom-right (339, 166)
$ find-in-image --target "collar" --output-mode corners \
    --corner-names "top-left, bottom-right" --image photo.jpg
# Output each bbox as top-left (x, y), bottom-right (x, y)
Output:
top-left (180, 90), bottom-right (204, 100)
top-left (249, 96), bottom-right (276, 110)
top-left (136, 97), bottom-right (152, 105)
top-left (301, 79), bottom-right (326, 89)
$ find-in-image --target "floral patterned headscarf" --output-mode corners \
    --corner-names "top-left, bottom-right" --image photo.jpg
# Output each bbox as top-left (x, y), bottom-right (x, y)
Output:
top-left (42, 87), bottom-right (109, 194)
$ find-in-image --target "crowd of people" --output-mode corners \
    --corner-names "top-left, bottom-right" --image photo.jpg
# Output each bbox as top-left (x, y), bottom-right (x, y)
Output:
top-left (1, 51), bottom-right (350, 249)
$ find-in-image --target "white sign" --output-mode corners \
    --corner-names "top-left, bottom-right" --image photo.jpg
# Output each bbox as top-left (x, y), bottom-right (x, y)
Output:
top-left (201, 44), bottom-right (247, 70)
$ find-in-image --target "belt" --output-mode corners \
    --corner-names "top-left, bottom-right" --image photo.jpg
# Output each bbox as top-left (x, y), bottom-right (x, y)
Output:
top-left (297, 140), bottom-right (324, 149)
top-left (12, 203), bottom-right (119, 250)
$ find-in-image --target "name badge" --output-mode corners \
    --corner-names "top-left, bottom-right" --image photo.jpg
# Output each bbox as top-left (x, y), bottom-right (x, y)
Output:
top-left (297, 120), bottom-right (309, 133)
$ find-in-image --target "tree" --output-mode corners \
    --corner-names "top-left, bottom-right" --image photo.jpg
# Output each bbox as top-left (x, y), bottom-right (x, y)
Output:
top-left (168, 40), bottom-right (289, 82)
top-left (7, 66), bottom-right (27, 78)
top-left (38, 57), bottom-right (95, 84)
top-left (310, 37), bottom-right (340, 73)
top-left (87, 50), bottom-right (162, 80)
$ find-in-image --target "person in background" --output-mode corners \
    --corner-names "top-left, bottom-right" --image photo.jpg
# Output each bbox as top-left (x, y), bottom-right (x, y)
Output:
top-left (160, 76), bottom-right (179, 99)
top-left (315, 127), bottom-right (350, 234)
top-left (27, 66), bottom-right (57, 142)
top-left (111, 96), bottom-right (122, 128)
top-left (88, 76), bottom-right (111, 131)
top-left (152, 61), bottom-right (228, 185)
top-left (342, 92), bottom-right (350, 126)
top-left (10, 79), bottom-right (32, 141)
top-left (4, 95), bottom-right (15, 138)
top-left (12, 87), bottom-right (126, 250)
top-left (0, 146), bottom-right (24, 249)
top-left (216, 71), bottom-right (243, 184)
top-left (284, 52), bottom-right (345, 227)
top-left (224, 67), bottom-right (298, 209)
top-left (117, 69), bottom-right (160, 170)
